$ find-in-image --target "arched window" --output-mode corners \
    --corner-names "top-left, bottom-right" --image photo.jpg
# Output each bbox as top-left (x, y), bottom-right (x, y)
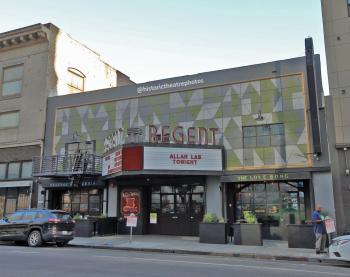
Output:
top-left (67, 67), bottom-right (85, 93)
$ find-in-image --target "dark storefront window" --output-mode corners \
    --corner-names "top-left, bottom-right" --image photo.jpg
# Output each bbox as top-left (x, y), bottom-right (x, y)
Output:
top-left (0, 187), bottom-right (31, 218)
top-left (235, 181), bottom-right (306, 226)
top-left (151, 184), bottom-right (205, 215)
top-left (61, 189), bottom-right (102, 216)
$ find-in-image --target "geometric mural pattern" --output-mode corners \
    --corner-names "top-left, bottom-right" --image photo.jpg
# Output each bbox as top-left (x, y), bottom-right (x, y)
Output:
top-left (54, 74), bottom-right (311, 170)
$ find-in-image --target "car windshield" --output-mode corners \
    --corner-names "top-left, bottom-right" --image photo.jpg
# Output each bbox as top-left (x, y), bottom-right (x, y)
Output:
top-left (52, 212), bottom-right (72, 221)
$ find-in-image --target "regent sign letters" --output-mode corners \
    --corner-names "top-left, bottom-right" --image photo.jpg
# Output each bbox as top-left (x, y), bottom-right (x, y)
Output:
top-left (104, 125), bottom-right (219, 152)
top-left (148, 125), bottom-right (218, 145)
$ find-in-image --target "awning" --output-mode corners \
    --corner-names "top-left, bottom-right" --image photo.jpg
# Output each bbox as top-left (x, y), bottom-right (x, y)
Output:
top-left (0, 180), bottom-right (33, 188)
top-left (39, 178), bottom-right (104, 189)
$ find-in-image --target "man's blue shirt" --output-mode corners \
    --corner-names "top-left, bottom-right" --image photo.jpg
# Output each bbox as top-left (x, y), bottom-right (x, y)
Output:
top-left (312, 211), bottom-right (326, 234)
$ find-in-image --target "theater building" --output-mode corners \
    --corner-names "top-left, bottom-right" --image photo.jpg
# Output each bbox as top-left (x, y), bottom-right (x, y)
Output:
top-left (33, 50), bottom-right (335, 239)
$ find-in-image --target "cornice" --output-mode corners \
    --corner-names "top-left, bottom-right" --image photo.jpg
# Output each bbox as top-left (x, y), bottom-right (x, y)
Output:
top-left (0, 29), bottom-right (48, 51)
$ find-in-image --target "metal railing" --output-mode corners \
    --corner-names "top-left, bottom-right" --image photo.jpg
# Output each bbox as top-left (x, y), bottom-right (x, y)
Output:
top-left (32, 153), bottom-right (102, 177)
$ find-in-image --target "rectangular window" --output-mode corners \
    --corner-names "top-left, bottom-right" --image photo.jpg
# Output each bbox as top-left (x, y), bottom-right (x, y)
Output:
top-left (0, 111), bottom-right (19, 129)
top-left (5, 188), bottom-right (18, 215)
top-left (0, 189), bottom-right (5, 218)
top-left (7, 162), bottom-right (20, 179)
top-left (243, 124), bottom-right (285, 148)
top-left (2, 64), bottom-right (24, 96)
top-left (0, 164), bottom-right (6, 179)
top-left (17, 188), bottom-right (30, 210)
top-left (60, 189), bottom-right (102, 216)
top-left (21, 161), bottom-right (32, 178)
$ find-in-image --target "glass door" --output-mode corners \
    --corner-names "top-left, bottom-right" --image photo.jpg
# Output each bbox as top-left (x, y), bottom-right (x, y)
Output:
top-left (150, 184), bottom-right (205, 236)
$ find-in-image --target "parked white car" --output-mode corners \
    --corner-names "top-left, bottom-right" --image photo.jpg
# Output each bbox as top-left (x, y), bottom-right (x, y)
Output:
top-left (329, 235), bottom-right (350, 261)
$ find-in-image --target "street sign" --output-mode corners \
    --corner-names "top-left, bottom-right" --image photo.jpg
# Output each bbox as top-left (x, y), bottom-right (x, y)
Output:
top-left (126, 215), bottom-right (138, 227)
top-left (325, 218), bottom-right (336, 234)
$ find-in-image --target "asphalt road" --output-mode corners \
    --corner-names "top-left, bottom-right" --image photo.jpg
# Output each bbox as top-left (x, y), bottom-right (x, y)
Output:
top-left (0, 244), bottom-right (349, 277)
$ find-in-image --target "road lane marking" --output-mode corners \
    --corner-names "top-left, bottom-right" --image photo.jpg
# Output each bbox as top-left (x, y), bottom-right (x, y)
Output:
top-left (93, 255), bottom-right (349, 276)
top-left (10, 250), bottom-right (40, 254)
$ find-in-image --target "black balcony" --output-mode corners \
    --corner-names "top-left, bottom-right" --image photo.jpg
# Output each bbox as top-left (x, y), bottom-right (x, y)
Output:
top-left (32, 154), bottom-right (102, 177)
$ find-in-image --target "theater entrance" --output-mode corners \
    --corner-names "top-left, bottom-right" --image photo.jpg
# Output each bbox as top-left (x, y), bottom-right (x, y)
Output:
top-left (148, 183), bottom-right (205, 236)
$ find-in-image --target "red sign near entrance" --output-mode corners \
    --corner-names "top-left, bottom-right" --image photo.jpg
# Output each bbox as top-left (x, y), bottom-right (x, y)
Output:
top-left (121, 190), bottom-right (140, 216)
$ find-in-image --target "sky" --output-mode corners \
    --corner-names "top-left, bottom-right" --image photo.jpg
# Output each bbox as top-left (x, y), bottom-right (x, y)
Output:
top-left (0, 0), bottom-right (328, 93)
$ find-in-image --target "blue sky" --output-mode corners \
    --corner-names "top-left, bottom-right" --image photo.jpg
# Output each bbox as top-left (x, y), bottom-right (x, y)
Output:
top-left (1, 0), bottom-right (328, 92)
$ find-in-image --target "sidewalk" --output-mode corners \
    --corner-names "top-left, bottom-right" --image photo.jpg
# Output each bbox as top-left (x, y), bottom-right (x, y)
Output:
top-left (69, 235), bottom-right (342, 264)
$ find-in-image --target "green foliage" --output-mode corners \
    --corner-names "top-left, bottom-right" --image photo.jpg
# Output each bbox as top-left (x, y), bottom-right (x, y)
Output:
top-left (73, 213), bottom-right (85, 220)
top-left (202, 213), bottom-right (225, 223)
top-left (203, 213), bottom-right (218, 223)
top-left (243, 211), bottom-right (257, 224)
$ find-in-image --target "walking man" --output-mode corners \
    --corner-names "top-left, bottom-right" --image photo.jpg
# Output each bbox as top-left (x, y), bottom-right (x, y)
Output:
top-left (312, 204), bottom-right (327, 254)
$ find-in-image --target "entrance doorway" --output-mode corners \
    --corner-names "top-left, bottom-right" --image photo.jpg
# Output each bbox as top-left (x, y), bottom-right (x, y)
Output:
top-left (149, 183), bottom-right (205, 236)
top-left (228, 181), bottom-right (307, 240)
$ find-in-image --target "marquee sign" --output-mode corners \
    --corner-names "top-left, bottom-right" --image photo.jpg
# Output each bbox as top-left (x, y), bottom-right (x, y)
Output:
top-left (102, 148), bottom-right (122, 176)
top-left (143, 147), bottom-right (222, 171)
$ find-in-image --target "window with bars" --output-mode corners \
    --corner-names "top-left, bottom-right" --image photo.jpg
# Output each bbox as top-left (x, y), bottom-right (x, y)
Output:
top-left (243, 124), bottom-right (285, 148)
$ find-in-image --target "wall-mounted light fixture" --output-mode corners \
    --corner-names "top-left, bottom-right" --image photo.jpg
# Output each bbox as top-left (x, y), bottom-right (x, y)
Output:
top-left (255, 110), bottom-right (264, 121)
top-left (344, 148), bottom-right (349, 176)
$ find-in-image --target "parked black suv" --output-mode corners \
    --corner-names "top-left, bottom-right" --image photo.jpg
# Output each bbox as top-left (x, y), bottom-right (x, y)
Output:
top-left (0, 209), bottom-right (75, 247)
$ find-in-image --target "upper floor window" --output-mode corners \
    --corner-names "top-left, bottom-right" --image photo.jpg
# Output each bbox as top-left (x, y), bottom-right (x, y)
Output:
top-left (67, 68), bottom-right (85, 93)
top-left (21, 161), bottom-right (33, 178)
top-left (0, 111), bottom-right (19, 129)
top-left (0, 161), bottom-right (33, 180)
top-left (7, 162), bottom-right (20, 179)
top-left (243, 123), bottom-right (285, 148)
top-left (0, 164), bottom-right (6, 179)
top-left (2, 64), bottom-right (24, 97)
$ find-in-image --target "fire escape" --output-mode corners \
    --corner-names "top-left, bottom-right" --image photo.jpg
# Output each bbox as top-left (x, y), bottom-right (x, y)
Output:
top-left (32, 143), bottom-right (102, 186)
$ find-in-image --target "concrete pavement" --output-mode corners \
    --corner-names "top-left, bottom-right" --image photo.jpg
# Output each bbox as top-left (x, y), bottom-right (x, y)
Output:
top-left (0, 244), bottom-right (349, 277)
top-left (69, 235), bottom-right (346, 265)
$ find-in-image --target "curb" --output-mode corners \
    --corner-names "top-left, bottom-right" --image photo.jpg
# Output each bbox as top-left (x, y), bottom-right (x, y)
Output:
top-left (68, 243), bottom-right (349, 266)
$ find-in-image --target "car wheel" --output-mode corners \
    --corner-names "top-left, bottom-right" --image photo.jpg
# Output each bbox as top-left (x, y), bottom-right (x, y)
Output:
top-left (56, 242), bottom-right (68, 247)
top-left (27, 230), bottom-right (43, 247)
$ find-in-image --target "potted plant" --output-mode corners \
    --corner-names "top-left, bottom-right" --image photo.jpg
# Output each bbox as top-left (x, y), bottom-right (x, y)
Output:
top-left (287, 211), bottom-right (325, 249)
top-left (199, 213), bottom-right (227, 244)
top-left (233, 211), bottom-right (262, 246)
